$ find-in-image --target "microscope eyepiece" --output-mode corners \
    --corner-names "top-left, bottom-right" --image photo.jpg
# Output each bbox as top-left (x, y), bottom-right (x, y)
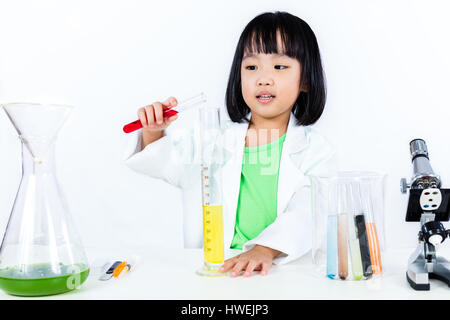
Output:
top-left (407, 138), bottom-right (441, 189)
top-left (410, 139), bottom-right (429, 161)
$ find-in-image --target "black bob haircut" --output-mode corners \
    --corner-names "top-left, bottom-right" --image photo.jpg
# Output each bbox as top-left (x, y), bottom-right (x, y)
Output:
top-left (225, 11), bottom-right (326, 126)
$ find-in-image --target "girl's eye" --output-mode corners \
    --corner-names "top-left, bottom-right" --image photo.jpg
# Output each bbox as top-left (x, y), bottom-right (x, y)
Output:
top-left (244, 65), bottom-right (288, 70)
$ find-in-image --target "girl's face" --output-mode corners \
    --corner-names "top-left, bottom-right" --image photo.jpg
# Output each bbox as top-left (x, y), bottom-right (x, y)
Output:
top-left (241, 36), bottom-right (302, 121)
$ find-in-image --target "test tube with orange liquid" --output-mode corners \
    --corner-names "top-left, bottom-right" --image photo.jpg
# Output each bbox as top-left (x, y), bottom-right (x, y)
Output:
top-left (361, 182), bottom-right (382, 274)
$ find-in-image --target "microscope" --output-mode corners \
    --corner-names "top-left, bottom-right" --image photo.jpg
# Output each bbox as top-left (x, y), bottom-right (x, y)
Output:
top-left (400, 139), bottom-right (450, 290)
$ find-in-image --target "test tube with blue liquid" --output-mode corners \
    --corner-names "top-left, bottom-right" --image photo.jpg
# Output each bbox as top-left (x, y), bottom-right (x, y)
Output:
top-left (326, 183), bottom-right (338, 279)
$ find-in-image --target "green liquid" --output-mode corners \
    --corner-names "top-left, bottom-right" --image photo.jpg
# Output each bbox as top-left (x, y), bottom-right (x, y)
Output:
top-left (0, 263), bottom-right (89, 297)
top-left (349, 239), bottom-right (363, 281)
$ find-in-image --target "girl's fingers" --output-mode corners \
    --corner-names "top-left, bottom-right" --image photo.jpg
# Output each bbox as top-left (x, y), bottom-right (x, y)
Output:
top-left (138, 97), bottom-right (178, 130)
top-left (153, 102), bottom-right (164, 125)
top-left (163, 114), bottom-right (178, 126)
top-left (163, 96), bottom-right (178, 109)
top-left (260, 262), bottom-right (272, 276)
top-left (230, 261), bottom-right (248, 278)
top-left (167, 114), bottom-right (178, 122)
top-left (244, 261), bottom-right (259, 277)
top-left (138, 108), bottom-right (148, 127)
top-left (144, 105), bottom-right (156, 127)
top-left (220, 258), bottom-right (237, 273)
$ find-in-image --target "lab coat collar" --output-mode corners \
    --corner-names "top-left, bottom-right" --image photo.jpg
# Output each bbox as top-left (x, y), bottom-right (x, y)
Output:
top-left (283, 113), bottom-right (308, 155)
top-left (230, 111), bottom-right (309, 156)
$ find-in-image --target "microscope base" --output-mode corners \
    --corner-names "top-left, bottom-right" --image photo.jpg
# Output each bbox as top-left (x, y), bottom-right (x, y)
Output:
top-left (407, 256), bottom-right (450, 290)
top-left (406, 272), bottom-right (430, 291)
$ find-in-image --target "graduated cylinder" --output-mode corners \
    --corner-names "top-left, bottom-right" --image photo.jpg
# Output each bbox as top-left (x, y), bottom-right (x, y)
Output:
top-left (197, 107), bottom-right (226, 276)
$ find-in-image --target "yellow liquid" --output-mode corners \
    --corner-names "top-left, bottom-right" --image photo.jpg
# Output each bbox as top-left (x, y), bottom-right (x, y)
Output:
top-left (203, 205), bottom-right (224, 264)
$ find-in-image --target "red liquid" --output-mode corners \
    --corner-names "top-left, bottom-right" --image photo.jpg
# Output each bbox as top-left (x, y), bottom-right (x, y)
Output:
top-left (123, 109), bottom-right (178, 133)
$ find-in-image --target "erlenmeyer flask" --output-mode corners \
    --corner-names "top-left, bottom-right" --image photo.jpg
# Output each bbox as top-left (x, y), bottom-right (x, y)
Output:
top-left (0, 103), bottom-right (89, 296)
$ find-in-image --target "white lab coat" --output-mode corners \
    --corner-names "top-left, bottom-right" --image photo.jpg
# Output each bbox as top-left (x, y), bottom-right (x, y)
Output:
top-left (123, 113), bottom-right (336, 264)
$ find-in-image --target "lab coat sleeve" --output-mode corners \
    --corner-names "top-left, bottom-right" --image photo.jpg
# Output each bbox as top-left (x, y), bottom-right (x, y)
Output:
top-left (123, 129), bottom-right (199, 189)
top-left (242, 131), bottom-right (337, 265)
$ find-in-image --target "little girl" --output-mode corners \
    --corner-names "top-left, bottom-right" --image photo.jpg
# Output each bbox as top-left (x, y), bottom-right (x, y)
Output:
top-left (124, 11), bottom-right (336, 277)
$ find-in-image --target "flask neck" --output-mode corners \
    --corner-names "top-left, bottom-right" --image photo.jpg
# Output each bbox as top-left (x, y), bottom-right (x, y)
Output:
top-left (21, 139), bottom-right (56, 174)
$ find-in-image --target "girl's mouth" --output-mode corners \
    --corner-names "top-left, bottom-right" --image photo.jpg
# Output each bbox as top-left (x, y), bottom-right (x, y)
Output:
top-left (256, 95), bottom-right (275, 104)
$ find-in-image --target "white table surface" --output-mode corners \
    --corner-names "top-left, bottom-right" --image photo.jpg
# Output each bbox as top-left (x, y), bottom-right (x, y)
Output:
top-left (1, 246), bottom-right (450, 300)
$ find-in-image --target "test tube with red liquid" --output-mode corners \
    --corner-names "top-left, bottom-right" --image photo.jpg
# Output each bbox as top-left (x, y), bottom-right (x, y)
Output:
top-left (123, 92), bottom-right (207, 133)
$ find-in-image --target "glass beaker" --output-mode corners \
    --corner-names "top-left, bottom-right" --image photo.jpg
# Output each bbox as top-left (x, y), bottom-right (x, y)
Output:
top-left (196, 107), bottom-right (227, 277)
top-left (0, 103), bottom-right (89, 296)
top-left (310, 171), bottom-right (386, 281)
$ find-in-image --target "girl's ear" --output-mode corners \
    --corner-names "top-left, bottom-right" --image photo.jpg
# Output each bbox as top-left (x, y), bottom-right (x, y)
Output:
top-left (300, 80), bottom-right (308, 92)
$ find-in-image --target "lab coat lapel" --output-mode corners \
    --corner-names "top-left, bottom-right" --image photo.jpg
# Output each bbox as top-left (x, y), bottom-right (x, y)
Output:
top-left (277, 115), bottom-right (309, 215)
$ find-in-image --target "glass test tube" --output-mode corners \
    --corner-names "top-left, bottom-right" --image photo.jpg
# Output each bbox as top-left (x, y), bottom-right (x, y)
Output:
top-left (123, 92), bottom-right (207, 133)
top-left (326, 183), bottom-right (338, 279)
top-left (353, 182), bottom-right (372, 278)
top-left (361, 182), bottom-right (382, 274)
top-left (347, 183), bottom-right (363, 280)
top-left (196, 107), bottom-right (226, 276)
top-left (337, 184), bottom-right (348, 280)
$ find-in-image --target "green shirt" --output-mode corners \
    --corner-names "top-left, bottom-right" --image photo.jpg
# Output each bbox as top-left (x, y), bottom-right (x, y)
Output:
top-left (230, 133), bottom-right (287, 249)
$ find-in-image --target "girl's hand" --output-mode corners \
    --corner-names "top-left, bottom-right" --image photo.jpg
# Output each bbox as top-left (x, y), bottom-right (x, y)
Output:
top-left (219, 245), bottom-right (281, 277)
top-left (137, 96), bottom-right (179, 132)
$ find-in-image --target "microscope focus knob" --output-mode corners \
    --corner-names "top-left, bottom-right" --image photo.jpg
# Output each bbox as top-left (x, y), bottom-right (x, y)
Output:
top-left (421, 221), bottom-right (447, 246)
top-left (400, 178), bottom-right (410, 194)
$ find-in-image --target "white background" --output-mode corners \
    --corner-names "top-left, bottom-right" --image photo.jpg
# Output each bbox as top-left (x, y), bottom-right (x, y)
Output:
top-left (1, 0), bottom-right (450, 252)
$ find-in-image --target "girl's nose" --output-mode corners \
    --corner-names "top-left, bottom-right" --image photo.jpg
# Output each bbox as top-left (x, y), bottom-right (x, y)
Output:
top-left (257, 77), bottom-right (274, 86)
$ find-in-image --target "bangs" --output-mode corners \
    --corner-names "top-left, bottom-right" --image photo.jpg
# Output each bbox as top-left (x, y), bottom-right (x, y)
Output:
top-left (242, 21), bottom-right (303, 60)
